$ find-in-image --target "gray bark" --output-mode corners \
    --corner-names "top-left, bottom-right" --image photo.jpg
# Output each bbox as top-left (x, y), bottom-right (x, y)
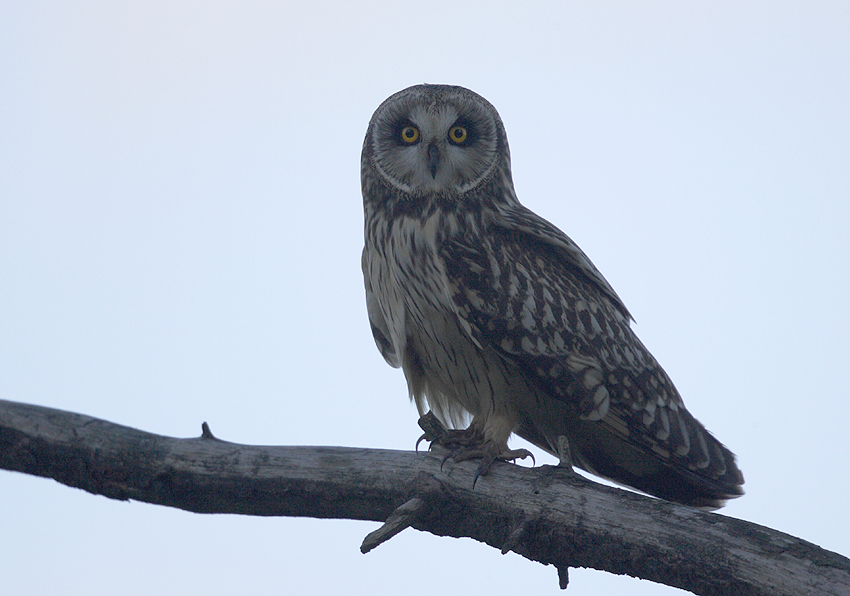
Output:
top-left (1, 399), bottom-right (848, 595)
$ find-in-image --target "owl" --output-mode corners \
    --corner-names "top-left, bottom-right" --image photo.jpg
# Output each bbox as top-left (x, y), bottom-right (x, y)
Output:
top-left (361, 84), bottom-right (744, 509)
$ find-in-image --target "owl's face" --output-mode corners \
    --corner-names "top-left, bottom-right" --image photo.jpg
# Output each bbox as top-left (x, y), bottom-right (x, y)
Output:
top-left (365, 85), bottom-right (508, 197)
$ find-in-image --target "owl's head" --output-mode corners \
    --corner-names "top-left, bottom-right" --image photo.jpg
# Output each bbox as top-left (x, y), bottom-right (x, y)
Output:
top-left (363, 85), bottom-right (512, 198)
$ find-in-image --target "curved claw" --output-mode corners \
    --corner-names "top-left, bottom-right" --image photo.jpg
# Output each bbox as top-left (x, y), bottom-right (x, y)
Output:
top-left (472, 455), bottom-right (495, 488)
top-left (414, 413), bottom-right (536, 487)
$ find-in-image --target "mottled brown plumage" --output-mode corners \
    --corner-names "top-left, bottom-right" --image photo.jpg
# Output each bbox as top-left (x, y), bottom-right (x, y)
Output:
top-left (361, 84), bottom-right (743, 508)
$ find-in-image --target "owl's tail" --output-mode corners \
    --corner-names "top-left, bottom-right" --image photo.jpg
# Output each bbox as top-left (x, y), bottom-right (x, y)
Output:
top-left (521, 413), bottom-right (744, 510)
top-left (572, 420), bottom-right (744, 510)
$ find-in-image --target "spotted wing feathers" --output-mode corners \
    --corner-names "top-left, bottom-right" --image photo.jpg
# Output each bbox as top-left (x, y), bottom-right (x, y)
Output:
top-left (441, 209), bottom-right (744, 508)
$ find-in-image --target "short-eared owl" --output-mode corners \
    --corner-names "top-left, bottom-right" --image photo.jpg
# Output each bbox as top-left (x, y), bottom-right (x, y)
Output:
top-left (361, 84), bottom-right (743, 508)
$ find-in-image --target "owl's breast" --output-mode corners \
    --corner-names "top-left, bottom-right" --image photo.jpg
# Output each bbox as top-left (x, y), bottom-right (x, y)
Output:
top-left (367, 212), bottom-right (455, 360)
top-left (365, 211), bottom-right (533, 428)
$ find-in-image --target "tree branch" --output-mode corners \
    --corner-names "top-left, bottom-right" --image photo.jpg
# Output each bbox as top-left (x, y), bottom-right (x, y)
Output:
top-left (1, 399), bottom-right (847, 595)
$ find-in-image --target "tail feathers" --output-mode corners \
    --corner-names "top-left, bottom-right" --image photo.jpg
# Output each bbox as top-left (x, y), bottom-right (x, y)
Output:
top-left (571, 426), bottom-right (744, 509)
top-left (522, 418), bottom-right (744, 510)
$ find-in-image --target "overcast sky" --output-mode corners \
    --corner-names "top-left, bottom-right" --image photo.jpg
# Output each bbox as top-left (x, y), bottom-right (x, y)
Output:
top-left (2, 2), bottom-right (848, 595)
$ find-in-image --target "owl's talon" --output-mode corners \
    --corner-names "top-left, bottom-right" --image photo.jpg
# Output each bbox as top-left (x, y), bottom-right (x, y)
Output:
top-left (420, 424), bottom-right (534, 484)
top-left (472, 458), bottom-right (491, 488)
top-left (417, 411), bottom-right (448, 443)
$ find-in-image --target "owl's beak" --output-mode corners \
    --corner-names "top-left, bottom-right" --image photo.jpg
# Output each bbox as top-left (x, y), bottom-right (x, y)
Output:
top-left (427, 143), bottom-right (440, 178)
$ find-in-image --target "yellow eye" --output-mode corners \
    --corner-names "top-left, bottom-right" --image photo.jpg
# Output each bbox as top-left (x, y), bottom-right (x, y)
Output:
top-left (400, 126), bottom-right (420, 144)
top-left (448, 125), bottom-right (468, 144)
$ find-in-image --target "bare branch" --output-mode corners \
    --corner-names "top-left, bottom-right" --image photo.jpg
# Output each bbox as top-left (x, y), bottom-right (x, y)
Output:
top-left (361, 497), bottom-right (426, 553)
top-left (1, 399), bottom-right (848, 595)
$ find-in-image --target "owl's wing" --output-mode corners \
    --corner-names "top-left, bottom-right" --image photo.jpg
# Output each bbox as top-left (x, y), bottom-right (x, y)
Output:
top-left (362, 247), bottom-right (400, 368)
top-left (440, 207), bottom-right (744, 508)
top-left (495, 204), bottom-right (633, 321)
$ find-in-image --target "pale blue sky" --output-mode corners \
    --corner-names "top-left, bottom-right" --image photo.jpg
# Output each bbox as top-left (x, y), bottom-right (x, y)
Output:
top-left (2, 2), bottom-right (848, 595)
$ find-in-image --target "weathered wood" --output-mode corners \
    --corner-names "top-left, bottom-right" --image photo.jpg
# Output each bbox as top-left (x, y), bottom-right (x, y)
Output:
top-left (1, 398), bottom-right (848, 595)
top-left (361, 496), bottom-right (426, 553)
